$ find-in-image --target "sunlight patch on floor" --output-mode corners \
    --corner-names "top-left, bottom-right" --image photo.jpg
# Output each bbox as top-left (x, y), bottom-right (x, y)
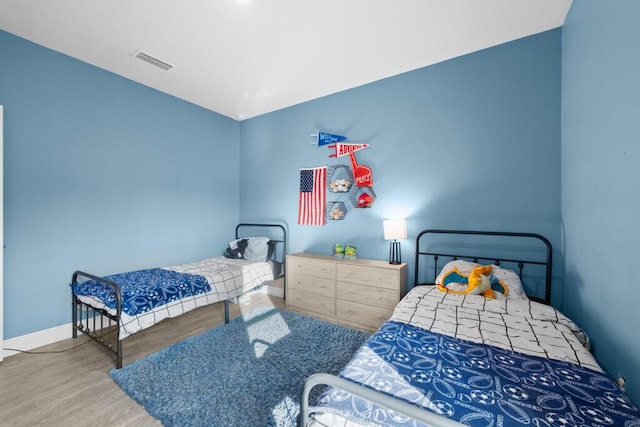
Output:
top-left (239, 297), bottom-right (290, 358)
top-left (272, 395), bottom-right (298, 426)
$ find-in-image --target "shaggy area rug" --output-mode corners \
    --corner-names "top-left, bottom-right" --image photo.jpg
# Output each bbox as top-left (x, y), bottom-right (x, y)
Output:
top-left (111, 307), bottom-right (369, 426)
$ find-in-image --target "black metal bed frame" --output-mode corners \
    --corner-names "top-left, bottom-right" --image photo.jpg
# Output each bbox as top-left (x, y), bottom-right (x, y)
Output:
top-left (71, 223), bottom-right (287, 369)
top-left (414, 229), bottom-right (553, 304)
top-left (300, 229), bottom-right (554, 425)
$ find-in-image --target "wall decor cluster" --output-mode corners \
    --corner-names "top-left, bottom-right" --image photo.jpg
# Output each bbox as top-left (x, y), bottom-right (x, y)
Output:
top-left (298, 132), bottom-right (376, 226)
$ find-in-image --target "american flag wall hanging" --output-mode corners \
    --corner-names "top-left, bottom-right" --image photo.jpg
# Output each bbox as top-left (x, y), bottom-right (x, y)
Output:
top-left (298, 166), bottom-right (327, 226)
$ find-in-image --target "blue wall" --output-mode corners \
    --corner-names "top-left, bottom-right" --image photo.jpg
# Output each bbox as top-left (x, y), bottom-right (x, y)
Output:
top-left (5, 7), bottom-right (635, 406)
top-left (240, 29), bottom-right (562, 298)
top-left (0, 30), bottom-right (240, 339)
top-left (562, 1), bottom-right (640, 404)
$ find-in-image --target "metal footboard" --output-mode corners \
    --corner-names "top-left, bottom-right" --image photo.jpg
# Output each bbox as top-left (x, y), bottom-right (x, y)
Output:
top-left (300, 373), bottom-right (465, 427)
top-left (72, 270), bottom-right (124, 368)
top-left (71, 270), bottom-right (231, 369)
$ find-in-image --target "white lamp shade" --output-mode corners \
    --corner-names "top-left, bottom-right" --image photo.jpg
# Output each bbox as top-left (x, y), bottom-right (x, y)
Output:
top-left (383, 219), bottom-right (407, 240)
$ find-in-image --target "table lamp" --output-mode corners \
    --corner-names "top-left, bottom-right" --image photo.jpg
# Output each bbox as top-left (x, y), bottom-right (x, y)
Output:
top-left (383, 219), bottom-right (407, 264)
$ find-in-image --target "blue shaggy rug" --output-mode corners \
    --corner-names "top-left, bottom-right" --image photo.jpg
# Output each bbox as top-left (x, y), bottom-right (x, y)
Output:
top-left (110, 307), bottom-right (369, 426)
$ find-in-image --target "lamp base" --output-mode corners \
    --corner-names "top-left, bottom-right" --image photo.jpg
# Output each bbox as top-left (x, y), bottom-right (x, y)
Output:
top-left (388, 240), bottom-right (401, 264)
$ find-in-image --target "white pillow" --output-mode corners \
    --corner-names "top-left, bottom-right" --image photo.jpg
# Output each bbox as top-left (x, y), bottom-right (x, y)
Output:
top-left (242, 236), bottom-right (271, 262)
top-left (435, 260), bottom-right (528, 299)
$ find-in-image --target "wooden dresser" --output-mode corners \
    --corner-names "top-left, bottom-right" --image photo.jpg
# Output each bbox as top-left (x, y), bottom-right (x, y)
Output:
top-left (286, 253), bottom-right (407, 331)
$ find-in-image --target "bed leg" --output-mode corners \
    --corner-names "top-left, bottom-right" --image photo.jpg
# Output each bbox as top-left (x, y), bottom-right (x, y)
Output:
top-left (71, 293), bottom-right (78, 339)
top-left (117, 341), bottom-right (123, 369)
top-left (224, 300), bottom-right (229, 324)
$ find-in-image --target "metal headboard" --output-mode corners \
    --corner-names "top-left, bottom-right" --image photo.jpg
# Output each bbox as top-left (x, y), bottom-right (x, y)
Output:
top-left (414, 229), bottom-right (552, 304)
top-left (235, 223), bottom-right (288, 297)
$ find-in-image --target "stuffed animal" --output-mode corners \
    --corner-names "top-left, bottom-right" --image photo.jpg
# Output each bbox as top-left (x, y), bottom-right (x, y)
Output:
top-left (224, 238), bottom-right (248, 259)
top-left (437, 265), bottom-right (496, 298)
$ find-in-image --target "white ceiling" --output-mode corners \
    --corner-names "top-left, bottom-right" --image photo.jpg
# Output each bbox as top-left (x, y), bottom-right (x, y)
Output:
top-left (0, 0), bottom-right (572, 121)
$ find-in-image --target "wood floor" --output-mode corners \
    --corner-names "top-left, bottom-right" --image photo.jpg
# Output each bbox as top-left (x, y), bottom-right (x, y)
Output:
top-left (0, 292), bottom-right (285, 426)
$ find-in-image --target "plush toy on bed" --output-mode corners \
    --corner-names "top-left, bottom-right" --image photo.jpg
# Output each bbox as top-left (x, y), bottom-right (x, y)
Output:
top-left (437, 264), bottom-right (500, 298)
top-left (225, 238), bottom-right (248, 259)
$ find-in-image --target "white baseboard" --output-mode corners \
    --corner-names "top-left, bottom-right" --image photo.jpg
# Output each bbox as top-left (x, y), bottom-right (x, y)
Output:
top-left (3, 323), bottom-right (73, 359)
top-left (3, 284), bottom-right (285, 360)
top-left (256, 283), bottom-right (284, 299)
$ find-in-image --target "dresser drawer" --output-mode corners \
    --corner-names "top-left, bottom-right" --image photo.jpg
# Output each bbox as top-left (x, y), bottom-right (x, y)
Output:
top-left (285, 253), bottom-right (406, 330)
top-left (337, 299), bottom-right (393, 330)
top-left (337, 263), bottom-right (398, 289)
top-left (287, 256), bottom-right (336, 280)
top-left (337, 281), bottom-right (397, 309)
top-left (288, 273), bottom-right (335, 298)
top-left (287, 289), bottom-right (336, 316)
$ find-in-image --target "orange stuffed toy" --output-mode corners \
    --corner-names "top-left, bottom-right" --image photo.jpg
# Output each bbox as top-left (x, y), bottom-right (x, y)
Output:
top-left (437, 265), bottom-right (496, 298)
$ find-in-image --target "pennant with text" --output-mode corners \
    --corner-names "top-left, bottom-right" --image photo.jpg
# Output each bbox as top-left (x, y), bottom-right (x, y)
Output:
top-left (311, 132), bottom-right (347, 147)
top-left (328, 143), bottom-right (370, 158)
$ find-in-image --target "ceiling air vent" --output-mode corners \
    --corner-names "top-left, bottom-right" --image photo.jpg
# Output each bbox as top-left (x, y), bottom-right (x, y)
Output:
top-left (132, 50), bottom-right (173, 71)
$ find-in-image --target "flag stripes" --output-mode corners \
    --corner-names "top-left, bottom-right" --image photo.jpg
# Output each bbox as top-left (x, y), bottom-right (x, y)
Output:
top-left (298, 167), bottom-right (326, 226)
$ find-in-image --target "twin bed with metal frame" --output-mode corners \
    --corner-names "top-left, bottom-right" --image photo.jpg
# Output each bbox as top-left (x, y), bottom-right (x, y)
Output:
top-left (70, 223), bottom-right (286, 369)
top-left (301, 229), bottom-right (639, 427)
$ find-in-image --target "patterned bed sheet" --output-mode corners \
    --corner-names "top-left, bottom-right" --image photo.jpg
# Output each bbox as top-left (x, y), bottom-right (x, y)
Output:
top-left (74, 257), bottom-right (273, 339)
top-left (310, 320), bottom-right (639, 427)
top-left (308, 287), bottom-right (640, 426)
top-left (391, 286), bottom-right (599, 372)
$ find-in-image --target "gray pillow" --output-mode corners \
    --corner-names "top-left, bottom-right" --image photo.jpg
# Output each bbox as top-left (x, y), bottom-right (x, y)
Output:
top-left (242, 237), bottom-right (271, 262)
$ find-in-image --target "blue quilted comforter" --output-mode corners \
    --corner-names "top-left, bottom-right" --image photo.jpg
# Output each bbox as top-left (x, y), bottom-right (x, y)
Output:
top-left (314, 320), bottom-right (640, 426)
top-left (71, 268), bottom-right (211, 316)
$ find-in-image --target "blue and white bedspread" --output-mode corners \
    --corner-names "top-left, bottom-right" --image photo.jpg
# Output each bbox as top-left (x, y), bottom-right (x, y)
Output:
top-left (71, 268), bottom-right (211, 316)
top-left (312, 320), bottom-right (640, 427)
top-left (72, 257), bottom-right (273, 338)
